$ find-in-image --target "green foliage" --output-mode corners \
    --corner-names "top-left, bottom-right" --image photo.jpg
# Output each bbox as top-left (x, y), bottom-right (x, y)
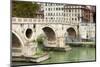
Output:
top-left (36, 34), bottom-right (47, 45)
top-left (35, 48), bottom-right (44, 56)
top-left (32, 40), bottom-right (36, 42)
top-left (12, 1), bottom-right (40, 18)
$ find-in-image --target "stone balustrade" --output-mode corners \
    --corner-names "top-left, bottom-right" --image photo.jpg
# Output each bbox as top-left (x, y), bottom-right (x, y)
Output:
top-left (12, 17), bottom-right (79, 25)
top-left (12, 17), bottom-right (65, 23)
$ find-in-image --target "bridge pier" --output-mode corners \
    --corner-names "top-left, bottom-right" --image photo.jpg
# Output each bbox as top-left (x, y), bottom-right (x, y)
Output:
top-left (43, 36), bottom-right (71, 51)
top-left (56, 37), bottom-right (65, 47)
top-left (22, 42), bottom-right (37, 57)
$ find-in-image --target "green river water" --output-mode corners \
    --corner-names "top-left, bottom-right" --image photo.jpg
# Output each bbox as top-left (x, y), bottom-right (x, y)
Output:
top-left (12, 47), bottom-right (96, 66)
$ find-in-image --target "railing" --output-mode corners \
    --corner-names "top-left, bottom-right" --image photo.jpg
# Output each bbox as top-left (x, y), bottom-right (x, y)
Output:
top-left (12, 17), bottom-right (95, 26)
top-left (12, 17), bottom-right (70, 24)
top-left (12, 17), bottom-right (45, 23)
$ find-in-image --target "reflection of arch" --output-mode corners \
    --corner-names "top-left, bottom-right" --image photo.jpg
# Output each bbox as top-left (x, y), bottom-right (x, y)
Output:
top-left (42, 27), bottom-right (56, 41)
top-left (67, 27), bottom-right (76, 38)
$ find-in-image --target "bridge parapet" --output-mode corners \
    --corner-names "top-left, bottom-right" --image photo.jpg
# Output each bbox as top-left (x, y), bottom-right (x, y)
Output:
top-left (12, 17), bottom-right (45, 23)
top-left (12, 17), bottom-right (78, 25)
top-left (12, 17), bottom-right (65, 23)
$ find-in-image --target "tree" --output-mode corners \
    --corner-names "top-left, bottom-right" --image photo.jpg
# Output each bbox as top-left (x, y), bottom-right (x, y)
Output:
top-left (12, 1), bottom-right (40, 18)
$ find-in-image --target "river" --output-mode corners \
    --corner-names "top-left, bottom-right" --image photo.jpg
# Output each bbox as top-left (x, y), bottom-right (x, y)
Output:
top-left (12, 47), bottom-right (96, 66)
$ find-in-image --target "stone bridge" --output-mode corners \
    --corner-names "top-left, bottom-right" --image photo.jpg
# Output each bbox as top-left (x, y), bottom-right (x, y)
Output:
top-left (12, 17), bottom-right (79, 56)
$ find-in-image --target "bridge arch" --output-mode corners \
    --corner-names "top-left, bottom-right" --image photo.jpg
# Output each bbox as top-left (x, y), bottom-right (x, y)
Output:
top-left (64, 27), bottom-right (77, 42)
top-left (12, 31), bottom-right (24, 55)
top-left (42, 27), bottom-right (56, 41)
top-left (67, 27), bottom-right (76, 38)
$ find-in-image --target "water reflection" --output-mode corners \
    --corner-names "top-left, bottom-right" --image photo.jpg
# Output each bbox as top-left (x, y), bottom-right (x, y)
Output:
top-left (12, 47), bottom-right (95, 65)
top-left (40, 47), bottom-right (95, 64)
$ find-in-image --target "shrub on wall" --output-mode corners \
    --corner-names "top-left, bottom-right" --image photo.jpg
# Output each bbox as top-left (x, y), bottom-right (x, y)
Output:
top-left (36, 34), bottom-right (47, 45)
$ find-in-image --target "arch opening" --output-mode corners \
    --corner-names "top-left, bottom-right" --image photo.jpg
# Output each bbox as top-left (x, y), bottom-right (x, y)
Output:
top-left (67, 27), bottom-right (76, 38)
top-left (66, 27), bottom-right (77, 42)
top-left (42, 27), bottom-right (56, 41)
top-left (12, 32), bottom-right (22, 53)
top-left (25, 28), bottom-right (33, 39)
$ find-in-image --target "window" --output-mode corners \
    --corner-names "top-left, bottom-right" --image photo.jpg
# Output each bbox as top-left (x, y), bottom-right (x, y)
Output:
top-left (54, 13), bottom-right (55, 16)
top-left (50, 3), bottom-right (52, 6)
top-left (75, 14), bottom-right (77, 16)
top-left (54, 8), bottom-right (55, 11)
top-left (78, 17), bottom-right (80, 21)
top-left (62, 8), bottom-right (64, 10)
top-left (51, 13), bottom-right (52, 16)
top-left (48, 8), bottom-right (50, 11)
top-left (59, 8), bottom-right (60, 10)
top-left (75, 18), bottom-right (77, 21)
top-left (62, 13), bottom-right (63, 16)
top-left (33, 24), bottom-right (36, 29)
top-left (59, 13), bottom-right (60, 16)
top-left (58, 3), bottom-right (60, 5)
top-left (78, 14), bottom-right (80, 17)
top-left (48, 3), bottom-right (50, 6)
top-left (45, 8), bottom-right (47, 11)
top-left (46, 17), bottom-right (47, 19)
top-left (51, 17), bottom-right (53, 19)
top-left (45, 3), bottom-right (47, 6)
top-left (72, 18), bottom-right (74, 20)
top-left (69, 9), bottom-right (71, 12)
top-left (48, 13), bottom-right (50, 16)
top-left (56, 8), bottom-right (58, 10)
top-left (51, 8), bottom-right (52, 11)
top-left (75, 9), bottom-right (77, 12)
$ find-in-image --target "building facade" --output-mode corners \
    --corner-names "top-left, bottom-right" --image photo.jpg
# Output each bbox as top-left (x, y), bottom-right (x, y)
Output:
top-left (79, 23), bottom-right (95, 41)
top-left (42, 3), bottom-right (96, 40)
top-left (44, 3), bottom-right (65, 22)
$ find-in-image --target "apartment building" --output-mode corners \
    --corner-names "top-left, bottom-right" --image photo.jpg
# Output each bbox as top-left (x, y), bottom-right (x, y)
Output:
top-left (64, 5), bottom-right (95, 24)
top-left (44, 3), bottom-right (65, 22)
